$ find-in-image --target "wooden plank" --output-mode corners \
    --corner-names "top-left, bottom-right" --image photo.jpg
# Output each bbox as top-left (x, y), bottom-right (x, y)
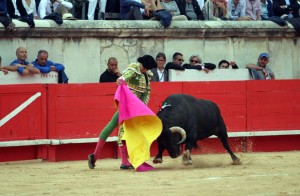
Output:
top-left (246, 80), bottom-right (300, 131)
top-left (169, 69), bottom-right (251, 82)
top-left (56, 95), bottom-right (114, 110)
top-left (55, 83), bottom-right (117, 96)
top-left (182, 81), bottom-right (247, 94)
top-left (0, 85), bottom-right (47, 140)
top-left (0, 72), bottom-right (58, 85)
top-left (56, 108), bottom-right (116, 122)
top-left (47, 84), bottom-right (58, 139)
top-left (55, 121), bottom-right (119, 138)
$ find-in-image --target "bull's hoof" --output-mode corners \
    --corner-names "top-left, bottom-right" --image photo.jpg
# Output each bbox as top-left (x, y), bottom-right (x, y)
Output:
top-left (182, 150), bottom-right (193, 166)
top-left (153, 158), bottom-right (163, 164)
top-left (232, 159), bottom-right (241, 165)
top-left (182, 156), bottom-right (193, 166)
top-left (182, 158), bottom-right (193, 166)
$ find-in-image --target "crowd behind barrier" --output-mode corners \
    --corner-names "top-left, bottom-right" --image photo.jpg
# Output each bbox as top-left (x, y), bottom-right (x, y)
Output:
top-left (1, 49), bottom-right (276, 84)
top-left (96, 51), bottom-right (272, 83)
top-left (1, 0), bottom-right (300, 31)
top-left (0, 47), bottom-right (68, 83)
top-left (1, 12), bottom-right (299, 82)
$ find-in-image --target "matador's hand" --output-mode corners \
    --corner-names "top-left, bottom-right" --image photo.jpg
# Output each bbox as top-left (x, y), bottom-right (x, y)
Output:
top-left (116, 78), bottom-right (121, 85)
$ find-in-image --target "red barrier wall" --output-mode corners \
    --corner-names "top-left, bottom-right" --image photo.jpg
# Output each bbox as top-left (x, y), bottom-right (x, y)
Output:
top-left (47, 83), bottom-right (119, 139)
top-left (0, 84), bottom-right (47, 141)
top-left (1, 80), bottom-right (300, 162)
top-left (247, 80), bottom-right (300, 131)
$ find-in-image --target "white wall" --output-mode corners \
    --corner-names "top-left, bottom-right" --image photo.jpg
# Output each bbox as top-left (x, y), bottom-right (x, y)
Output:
top-left (1, 20), bottom-right (299, 83)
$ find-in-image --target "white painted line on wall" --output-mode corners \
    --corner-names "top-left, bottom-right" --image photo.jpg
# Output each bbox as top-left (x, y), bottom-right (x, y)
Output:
top-left (209, 130), bottom-right (300, 138)
top-left (0, 139), bottom-right (51, 147)
top-left (0, 92), bottom-right (41, 127)
top-left (1, 131), bottom-right (299, 147)
top-left (50, 136), bottom-right (118, 145)
top-left (0, 136), bottom-right (118, 147)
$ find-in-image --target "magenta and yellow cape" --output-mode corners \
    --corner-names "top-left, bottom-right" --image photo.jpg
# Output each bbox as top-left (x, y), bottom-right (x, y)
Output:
top-left (114, 81), bottom-right (162, 169)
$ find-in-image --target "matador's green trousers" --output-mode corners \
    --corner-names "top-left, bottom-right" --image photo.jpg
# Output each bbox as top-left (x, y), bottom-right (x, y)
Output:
top-left (99, 111), bottom-right (125, 146)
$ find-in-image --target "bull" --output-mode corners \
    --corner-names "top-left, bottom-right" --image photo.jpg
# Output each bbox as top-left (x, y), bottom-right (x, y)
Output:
top-left (153, 94), bottom-right (241, 166)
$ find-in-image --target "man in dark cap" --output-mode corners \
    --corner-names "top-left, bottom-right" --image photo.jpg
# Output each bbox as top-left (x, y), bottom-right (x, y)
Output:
top-left (246, 52), bottom-right (275, 80)
top-left (88, 54), bottom-right (157, 172)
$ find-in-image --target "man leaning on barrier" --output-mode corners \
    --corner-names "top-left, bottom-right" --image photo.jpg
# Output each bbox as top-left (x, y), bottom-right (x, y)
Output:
top-left (32, 50), bottom-right (69, 83)
top-left (246, 52), bottom-right (275, 80)
top-left (8, 47), bottom-right (40, 75)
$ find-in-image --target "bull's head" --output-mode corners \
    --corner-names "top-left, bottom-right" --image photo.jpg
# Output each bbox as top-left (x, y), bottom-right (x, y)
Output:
top-left (157, 102), bottom-right (187, 158)
top-left (157, 126), bottom-right (187, 158)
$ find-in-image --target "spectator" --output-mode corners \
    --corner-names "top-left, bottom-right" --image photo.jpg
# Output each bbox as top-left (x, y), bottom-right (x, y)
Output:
top-left (120, 0), bottom-right (146, 20)
top-left (0, 56), bottom-right (9, 74)
top-left (32, 49), bottom-right (69, 83)
top-left (245, 0), bottom-right (262, 20)
top-left (15, 0), bottom-right (38, 27)
top-left (142, 0), bottom-right (163, 19)
top-left (10, 47), bottom-right (40, 75)
top-left (165, 52), bottom-right (185, 71)
top-left (0, 55), bottom-right (17, 73)
top-left (151, 52), bottom-right (169, 82)
top-left (273, 0), bottom-right (300, 19)
top-left (228, 0), bottom-right (252, 20)
top-left (218, 59), bottom-right (239, 69)
top-left (204, 0), bottom-right (229, 20)
top-left (0, 0), bottom-right (15, 31)
top-left (246, 52), bottom-right (275, 80)
top-left (7, 0), bottom-right (20, 19)
top-left (38, 0), bottom-right (74, 23)
top-left (176, 0), bottom-right (205, 20)
top-left (260, 0), bottom-right (274, 20)
top-left (183, 54), bottom-right (216, 73)
top-left (197, 0), bottom-right (205, 10)
top-left (161, 0), bottom-right (188, 20)
top-left (99, 57), bottom-right (121, 82)
top-left (87, 0), bottom-right (106, 20)
top-left (103, 0), bottom-right (121, 20)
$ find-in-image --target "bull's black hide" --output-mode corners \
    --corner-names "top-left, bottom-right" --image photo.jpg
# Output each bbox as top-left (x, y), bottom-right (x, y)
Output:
top-left (153, 94), bottom-right (240, 166)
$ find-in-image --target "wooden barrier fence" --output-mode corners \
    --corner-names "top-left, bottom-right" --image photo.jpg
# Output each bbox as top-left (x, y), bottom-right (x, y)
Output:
top-left (0, 80), bottom-right (300, 162)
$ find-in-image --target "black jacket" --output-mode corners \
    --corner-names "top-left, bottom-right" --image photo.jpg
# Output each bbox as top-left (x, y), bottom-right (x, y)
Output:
top-left (183, 63), bottom-right (216, 70)
top-left (165, 62), bottom-right (185, 71)
top-left (99, 70), bottom-right (119, 83)
top-left (273, 0), bottom-right (300, 18)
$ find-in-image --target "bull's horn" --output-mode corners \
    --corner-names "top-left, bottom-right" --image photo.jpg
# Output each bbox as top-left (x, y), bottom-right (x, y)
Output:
top-left (170, 126), bottom-right (186, 144)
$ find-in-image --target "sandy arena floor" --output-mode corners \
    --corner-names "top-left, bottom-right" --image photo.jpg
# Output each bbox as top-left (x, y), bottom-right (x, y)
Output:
top-left (0, 151), bottom-right (300, 196)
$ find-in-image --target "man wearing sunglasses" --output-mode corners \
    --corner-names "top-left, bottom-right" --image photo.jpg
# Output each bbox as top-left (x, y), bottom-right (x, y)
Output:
top-left (183, 54), bottom-right (216, 73)
top-left (246, 52), bottom-right (275, 80)
top-left (165, 52), bottom-right (186, 71)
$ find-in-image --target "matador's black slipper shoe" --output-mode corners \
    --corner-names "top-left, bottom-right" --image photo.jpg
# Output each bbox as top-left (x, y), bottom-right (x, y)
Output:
top-left (88, 154), bottom-right (96, 169)
top-left (120, 164), bottom-right (134, 170)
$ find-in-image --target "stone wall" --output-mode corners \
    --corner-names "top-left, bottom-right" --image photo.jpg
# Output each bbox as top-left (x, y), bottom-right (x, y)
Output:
top-left (0, 19), bottom-right (299, 83)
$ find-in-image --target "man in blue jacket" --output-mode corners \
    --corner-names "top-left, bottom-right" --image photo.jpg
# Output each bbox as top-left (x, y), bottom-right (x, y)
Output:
top-left (10, 47), bottom-right (40, 75)
top-left (120, 0), bottom-right (146, 20)
top-left (32, 50), bottom-right (69, 83)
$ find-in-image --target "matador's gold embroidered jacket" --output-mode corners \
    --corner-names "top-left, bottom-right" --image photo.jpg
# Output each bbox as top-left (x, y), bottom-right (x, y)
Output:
top-left (119, 63), bottom-right (153, 104)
